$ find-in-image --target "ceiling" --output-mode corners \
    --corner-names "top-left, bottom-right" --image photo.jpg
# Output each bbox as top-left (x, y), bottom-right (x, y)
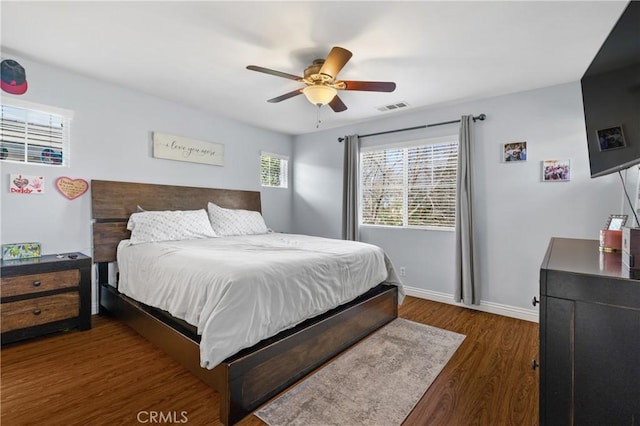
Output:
top-left (0, 1), bottom-right (630, 136)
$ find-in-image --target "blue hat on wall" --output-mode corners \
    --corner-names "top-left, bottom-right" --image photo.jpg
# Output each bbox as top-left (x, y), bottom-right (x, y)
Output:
top-left (1, 59), bottom-right (28, 95)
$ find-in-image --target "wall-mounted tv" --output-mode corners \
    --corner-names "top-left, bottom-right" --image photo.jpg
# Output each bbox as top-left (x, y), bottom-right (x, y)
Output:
top-left (581, 1), bottom-right (640, 178)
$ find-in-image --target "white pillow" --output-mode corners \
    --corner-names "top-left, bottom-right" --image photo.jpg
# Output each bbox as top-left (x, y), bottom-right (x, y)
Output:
top-left (127, 209), bottom-right (217, 244)
top-left (207, 202), bottom-right (268, 236)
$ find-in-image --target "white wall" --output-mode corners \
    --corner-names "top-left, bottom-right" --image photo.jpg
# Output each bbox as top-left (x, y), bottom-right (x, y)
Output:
top-left (292, 82), bottom-right (623, 317)
top-left (0, 53), bottom-right (293, 308)
top-left (2, 53), bottom-right (629, 319)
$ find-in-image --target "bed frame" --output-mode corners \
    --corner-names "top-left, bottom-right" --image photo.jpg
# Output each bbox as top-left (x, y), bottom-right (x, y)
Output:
top-left (91, 180), bottom-right (398, 425)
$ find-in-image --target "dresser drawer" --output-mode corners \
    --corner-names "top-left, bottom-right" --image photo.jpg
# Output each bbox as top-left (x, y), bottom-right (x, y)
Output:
top-left (1, 292), bottom-right (79, 333)
top-left (1, 269), bottom-right (80, 298)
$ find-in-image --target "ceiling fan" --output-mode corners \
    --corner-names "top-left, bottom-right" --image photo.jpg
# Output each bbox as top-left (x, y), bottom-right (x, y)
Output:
top-left (247, 46), bottom-right (396, 112)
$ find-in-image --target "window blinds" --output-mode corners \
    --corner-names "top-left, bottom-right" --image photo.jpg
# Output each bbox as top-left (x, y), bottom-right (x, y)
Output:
top-left (0, 103), bottom-right (71, 166)
top-left (361, 140), bottom-right (458, 228)
top-left (260, 152), bottom-right (289, 189)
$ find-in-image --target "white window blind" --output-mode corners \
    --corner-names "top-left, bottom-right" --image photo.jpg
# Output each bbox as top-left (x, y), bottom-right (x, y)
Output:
top-left (360, 138), bottom-right (458, 229)
top-left (0, 102), bottom-right (72, 166)
top-left (260, 152), bottom-right (289, 189)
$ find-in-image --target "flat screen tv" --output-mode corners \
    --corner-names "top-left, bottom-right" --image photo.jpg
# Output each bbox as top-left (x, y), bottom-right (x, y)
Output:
top-left (581, 1), bottom-right (640, 178)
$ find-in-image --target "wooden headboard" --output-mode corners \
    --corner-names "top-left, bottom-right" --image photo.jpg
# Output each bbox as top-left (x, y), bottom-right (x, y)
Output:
top-left (91, 180), bottom-right (262, 263)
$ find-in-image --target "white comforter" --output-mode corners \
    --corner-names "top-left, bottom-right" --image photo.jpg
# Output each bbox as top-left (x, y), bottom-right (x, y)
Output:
top-left (117, 233), bottom-right (404, 369)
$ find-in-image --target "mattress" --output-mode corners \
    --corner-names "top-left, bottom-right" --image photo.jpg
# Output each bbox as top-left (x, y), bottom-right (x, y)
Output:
top-left (117, 233), bottom-right (404, 368)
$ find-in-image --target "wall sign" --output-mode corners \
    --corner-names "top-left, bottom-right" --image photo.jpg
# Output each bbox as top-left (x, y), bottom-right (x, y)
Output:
top-left (55, 177), bottom-right (89, 200)
top-left (152, 132), bottom-right (224, 166)
top-left (9, 174), bottom-right (44, 194)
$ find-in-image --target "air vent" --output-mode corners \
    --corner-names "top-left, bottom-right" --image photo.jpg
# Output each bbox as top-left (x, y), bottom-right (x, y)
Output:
top-left (377, 101), bottom-right (410, 112)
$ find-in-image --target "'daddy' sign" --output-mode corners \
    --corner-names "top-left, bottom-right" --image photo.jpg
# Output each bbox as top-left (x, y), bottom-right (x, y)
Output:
top-left (9, 174), bottom-right (44, 194)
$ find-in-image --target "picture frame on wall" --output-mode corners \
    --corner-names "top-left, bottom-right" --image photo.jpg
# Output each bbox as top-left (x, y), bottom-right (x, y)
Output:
top-left (542, 159), bottom-right (571, 182)
top-left (502, 142), bottom-right (527, 162)
top-left (597, 125), bottom-right (626, 151)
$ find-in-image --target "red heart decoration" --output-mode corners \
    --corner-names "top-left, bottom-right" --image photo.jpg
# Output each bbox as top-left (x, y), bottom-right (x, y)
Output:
top-left (55, 177), bottom-right (89, 200)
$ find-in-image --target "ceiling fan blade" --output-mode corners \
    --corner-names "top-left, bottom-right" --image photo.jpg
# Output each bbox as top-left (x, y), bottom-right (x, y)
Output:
top-left (341, 81), bottom-right (396, 92)
top-left (319, 47), bottom-right (353, 79)
top-left (329, 95), bottom-right (347, 112)
top-left (247, 65), bottom-right (303, 81)
top-left (267, 88), bottom-right (304, 103)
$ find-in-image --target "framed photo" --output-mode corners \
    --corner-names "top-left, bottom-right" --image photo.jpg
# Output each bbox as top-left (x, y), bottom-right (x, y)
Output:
top-left (597, 126), bottom-right (626, 151)
top-left (604, 214), bottom-right (627, 231)
top-left (542, 159), bottom-right (570, 182)
top-left (502, 142), bottom-right (527, 162)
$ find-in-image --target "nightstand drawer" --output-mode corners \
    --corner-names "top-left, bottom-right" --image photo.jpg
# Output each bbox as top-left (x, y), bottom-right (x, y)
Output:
top-left (1, 269), bottom-right (80, 298)
top-left (1, 293), bottom-right (79, 333)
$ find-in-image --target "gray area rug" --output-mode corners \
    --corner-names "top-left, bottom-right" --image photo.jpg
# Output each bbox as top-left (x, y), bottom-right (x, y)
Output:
top-left (255, 318), bottom-right (465, 426)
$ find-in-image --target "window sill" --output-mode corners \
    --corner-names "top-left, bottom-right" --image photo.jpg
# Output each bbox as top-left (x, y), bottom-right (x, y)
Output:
top-left (260, 185), bottom-right (289, 190)
top-left (359, 224), bottom-right (455, 232)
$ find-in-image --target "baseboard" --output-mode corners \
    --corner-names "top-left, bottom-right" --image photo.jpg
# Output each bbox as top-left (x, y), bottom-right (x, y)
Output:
top-left (403, 286), bottom-right (539, 323)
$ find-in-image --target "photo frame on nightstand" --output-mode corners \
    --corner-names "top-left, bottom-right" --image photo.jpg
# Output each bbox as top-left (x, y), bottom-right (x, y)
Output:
top-left (604, 214), bottom-right (627, 231)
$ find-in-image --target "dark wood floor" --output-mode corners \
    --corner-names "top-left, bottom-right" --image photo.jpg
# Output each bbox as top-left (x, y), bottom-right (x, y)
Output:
top-left (1, 297), bottom-right (538, 425)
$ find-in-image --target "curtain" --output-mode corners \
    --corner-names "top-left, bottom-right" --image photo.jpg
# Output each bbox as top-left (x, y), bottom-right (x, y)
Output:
top-left (342, 134), bottom-right (360, 241)
top-left (455, 115), bottom-right (480, 305)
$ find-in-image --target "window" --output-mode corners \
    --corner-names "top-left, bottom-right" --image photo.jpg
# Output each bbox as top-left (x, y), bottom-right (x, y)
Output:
top-left (0, 101), bottom-right (72, 166)
top-left (360, 136), bottom-right (458, 229)
top-left (260, 152), bottom-right (289, 188)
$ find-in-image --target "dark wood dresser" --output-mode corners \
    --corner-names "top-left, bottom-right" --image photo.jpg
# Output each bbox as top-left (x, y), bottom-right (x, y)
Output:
top-left (1, 253), bottom-right (91, 345)
top-left (539, 238), bottom-right (640, 425)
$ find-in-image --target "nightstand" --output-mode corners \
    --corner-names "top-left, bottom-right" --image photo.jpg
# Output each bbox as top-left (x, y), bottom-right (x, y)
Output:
top-left (1, 253), bottom-right (91, 345)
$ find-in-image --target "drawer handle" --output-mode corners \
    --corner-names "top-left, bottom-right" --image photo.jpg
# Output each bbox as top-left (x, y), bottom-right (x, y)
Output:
top-left (33, 309), bottom-right (42, 316)
top-left (532, 296), bottom-right (539, 307)
top-left (32, 280), bottom-right (42, 287)
top-left (531, 359), bottom-right (539, 370)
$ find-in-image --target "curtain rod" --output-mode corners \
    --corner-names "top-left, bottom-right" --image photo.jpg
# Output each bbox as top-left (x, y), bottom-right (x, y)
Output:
top-left (337, 113), bottom-right (486, 142)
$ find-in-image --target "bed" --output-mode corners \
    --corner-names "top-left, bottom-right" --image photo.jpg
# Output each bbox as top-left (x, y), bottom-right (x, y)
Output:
top-left (91, 179), bottom-right (402, 425)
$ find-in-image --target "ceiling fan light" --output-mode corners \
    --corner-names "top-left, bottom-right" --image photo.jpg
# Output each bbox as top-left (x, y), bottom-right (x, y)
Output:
top-left (302, 85), bottom-right (337, 106)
